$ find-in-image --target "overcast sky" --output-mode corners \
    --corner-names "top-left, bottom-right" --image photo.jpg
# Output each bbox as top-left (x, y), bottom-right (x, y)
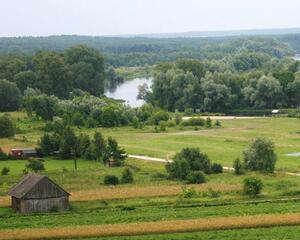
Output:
top-left (1, 0), bottom-right (300, 37)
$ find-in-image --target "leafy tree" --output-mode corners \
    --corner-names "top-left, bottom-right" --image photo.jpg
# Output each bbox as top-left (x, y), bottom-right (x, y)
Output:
top-left (211, 163), bottom-right (223, 174)
top-left (64, 45), bottom-right (105, 96)
top-left (14, 70), bottom-right (37, 92)
top-left (0, 79), bottom-right (21, 111)
top-left (59, 126), bottom-right (77, 159)
top-left (92, 132), bottom-right (107, 161)
top-left (176, 59), bottom-right (205, 79)
top-left (243, 177), bottom-right (263, 197)
top-left (186, 171), bottom-right (206, 184)
top-left (166, 147), bottom-right (211, 180)
top-left (106, 137), bottom-right (126, 166)
top-left (121, 168), bottom-right (134, 184)
top-left (23, 93), bottom-right (58, 121)
top-left (38, 133), bottom-right (60, 156)
top-left (243, 138), bottom-right (277, 173)
top-left (34, 51), bottom-right (72, 98)
top-left (0, 115), bottom-right (15, 138)
top-left (243, 75), bottom-right (283, 108)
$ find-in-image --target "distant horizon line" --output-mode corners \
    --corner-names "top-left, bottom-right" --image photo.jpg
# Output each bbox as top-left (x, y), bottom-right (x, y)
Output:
top-left (1, 26), bottom-right (300, 38)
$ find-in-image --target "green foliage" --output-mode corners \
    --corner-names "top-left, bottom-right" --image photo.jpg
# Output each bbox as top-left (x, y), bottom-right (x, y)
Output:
top-left (181, 118), bottom-right (205, 127)
top-left (181, 186), bottom-right (198, 198)
top-left (0, 79), bottom-right (21, 111)
top-left (106, 137), bottom-right (127, 166)
top-left (211, 163), bottom-right (223, 174)
top-left (121, 168), bottom-right (134, 184)
top-left (104, 175), bottom-right (119, 185)
top-left (202, 188), bottom-right (220, 198)
top-left (205, 117), bottom-right (212, 128)
top-left (243, 138), bottom-right (277, 173)
top-left (1, 167), bottom-right (9, 176)
top-left (151, 111), bottom-right (170, 125)
top-left (26, 160), bottom-right (45, 172)
top-left (243, 177), bottom-right (263, 197)
top-left (186, 171), bottom-right (206, 184)
top-left (166, 147), bottom-right (211, 180)
top-left (233, 158), bottom-right (244, 175)
top-left (0, 115), bottom-right (15, 138)
top-left (0, 148), bottom-right (8, 160)
top-left (38, 133), bottom-right (60, 156)
top-left (58, 126), bottom-right (77, 159)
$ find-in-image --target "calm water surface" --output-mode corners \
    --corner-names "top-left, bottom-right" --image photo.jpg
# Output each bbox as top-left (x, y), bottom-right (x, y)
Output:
top-left (105, 77), bottom-right (152, 107)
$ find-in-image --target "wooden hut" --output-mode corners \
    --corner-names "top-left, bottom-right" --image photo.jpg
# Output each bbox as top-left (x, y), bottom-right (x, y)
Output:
top-left (8, 173), bottom-right (70, 213)
top-left (10, 148), bottom-right (37, 159)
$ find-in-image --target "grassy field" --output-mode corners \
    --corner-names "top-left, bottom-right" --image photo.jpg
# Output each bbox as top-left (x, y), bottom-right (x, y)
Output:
top-left (1, 113), bottom-right (300, 239)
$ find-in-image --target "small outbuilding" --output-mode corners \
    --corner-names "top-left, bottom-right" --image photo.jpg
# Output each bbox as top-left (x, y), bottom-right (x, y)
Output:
top-left (8, 173), bottom-right (70, 213)
top-left (10, 148), bottom-right (37, 159)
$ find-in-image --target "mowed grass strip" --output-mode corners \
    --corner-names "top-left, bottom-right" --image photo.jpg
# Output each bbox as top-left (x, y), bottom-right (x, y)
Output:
top-left (2, 213), bottom-right (300, 239)
top-left (0, 183), bottom-right (240, 207)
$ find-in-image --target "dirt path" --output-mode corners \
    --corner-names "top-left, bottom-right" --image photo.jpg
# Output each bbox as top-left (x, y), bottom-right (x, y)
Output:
top-left (182, 116), bottom-right (265, 120)
top-left (1, 213), bottom-right (300, 239)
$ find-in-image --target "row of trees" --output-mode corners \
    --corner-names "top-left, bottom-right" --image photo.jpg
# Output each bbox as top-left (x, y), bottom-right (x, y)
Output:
top-left (39, 125), bottom-right (126, 166)
top-left (140, 58), bottom-right (300, 112)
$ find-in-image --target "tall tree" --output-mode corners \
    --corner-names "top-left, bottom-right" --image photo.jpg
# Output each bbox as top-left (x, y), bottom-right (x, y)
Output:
top-left (64, 45), bottom-right (105, 96)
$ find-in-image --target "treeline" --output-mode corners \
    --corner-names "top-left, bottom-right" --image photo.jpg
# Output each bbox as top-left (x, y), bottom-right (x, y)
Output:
top-left (0, 34), bottom-right (298, 67)
top-left (140, 56), bottom-right (300, 112)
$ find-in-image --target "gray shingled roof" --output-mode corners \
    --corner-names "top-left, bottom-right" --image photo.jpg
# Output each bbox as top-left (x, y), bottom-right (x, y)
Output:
top-left (8, 173), bottom-right (70, 199)
top-left (8, 173), bottom-right (44, 199)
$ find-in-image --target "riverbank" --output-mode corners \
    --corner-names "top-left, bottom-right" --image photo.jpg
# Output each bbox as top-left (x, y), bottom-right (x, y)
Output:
top-left (115, 66), bottom-right (153, 80)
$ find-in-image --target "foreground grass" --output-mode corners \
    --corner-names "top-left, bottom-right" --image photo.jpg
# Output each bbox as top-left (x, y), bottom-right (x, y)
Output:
top-left (2, 213), bottom-right (300, 239)
top-left (2, 197), bottom-right (300, 230)
top-left (75, 225), bottom-right (300, 240)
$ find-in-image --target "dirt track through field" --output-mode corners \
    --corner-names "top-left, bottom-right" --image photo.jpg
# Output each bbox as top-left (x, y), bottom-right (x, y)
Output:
top-left (0, 183), bottom-right (240, 207)
top-left (1, 213), bottom-right (300, 239)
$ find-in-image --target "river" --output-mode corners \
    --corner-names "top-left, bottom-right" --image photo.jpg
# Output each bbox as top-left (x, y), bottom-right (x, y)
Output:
top-left (105, 77), bottom-right (153, 107)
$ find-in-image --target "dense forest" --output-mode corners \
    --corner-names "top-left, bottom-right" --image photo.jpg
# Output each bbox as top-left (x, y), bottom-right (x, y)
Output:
top-left (0, 34), bottom-right (300, 117)
top-left (0, 34), bottom-right (299, 67)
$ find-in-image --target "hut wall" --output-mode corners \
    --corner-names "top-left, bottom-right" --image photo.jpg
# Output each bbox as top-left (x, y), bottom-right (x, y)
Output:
top-left (19, 196), bottom-right (69, 213)
top-left (11, 196), bottom-right (21, 212)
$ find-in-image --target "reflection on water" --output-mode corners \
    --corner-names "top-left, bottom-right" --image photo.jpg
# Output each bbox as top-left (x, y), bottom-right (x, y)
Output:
top-left (105, 77), bottom-right (153, 107)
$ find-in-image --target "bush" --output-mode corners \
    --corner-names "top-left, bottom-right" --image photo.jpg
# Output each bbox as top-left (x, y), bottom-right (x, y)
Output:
top-left (159, 121), bottom-right (167, 132)
top-left (243, 138), bottom-right (277, 173)
top-left (243, 177), bottom-right (263, 197)
top-left (182, 186), bottom-right (198, 198)
top-left (166, 147), bottom-right (211, 180)
top-left (26, 160), bottom-right (45, 172)
top-left (205, 117), bottom-right (212, 128)
top-left (215, 120), bottom-right (221, 127)
top-left (151, 111), bottom-right (170, 125)
top-left (0, 148), bottom-right (8, 160)
top-left (0, 115), bottom-right (15, 138)
top-left (1, 167), bottom-right (9, 176)
top-left (233, 158), bottom-right (244, 175)
top-left (181, 118), bottom-right (205, 127)
top-left (202, 188), bottom-right (220, 198)
top-left (186, 171), bottom-right (206, 184)
top-left (121, 168), bottom-right (134, 184)
top-left (211, 163), bottom-right (223, 174)
top-left (104, 175), bottom-right (119, 185)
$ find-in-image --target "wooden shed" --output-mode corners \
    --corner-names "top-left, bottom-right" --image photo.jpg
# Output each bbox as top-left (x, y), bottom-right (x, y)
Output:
top-left (10, 148), bottom-right (37, 159)
top-left (8, 173), bottom-right (70, 213)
